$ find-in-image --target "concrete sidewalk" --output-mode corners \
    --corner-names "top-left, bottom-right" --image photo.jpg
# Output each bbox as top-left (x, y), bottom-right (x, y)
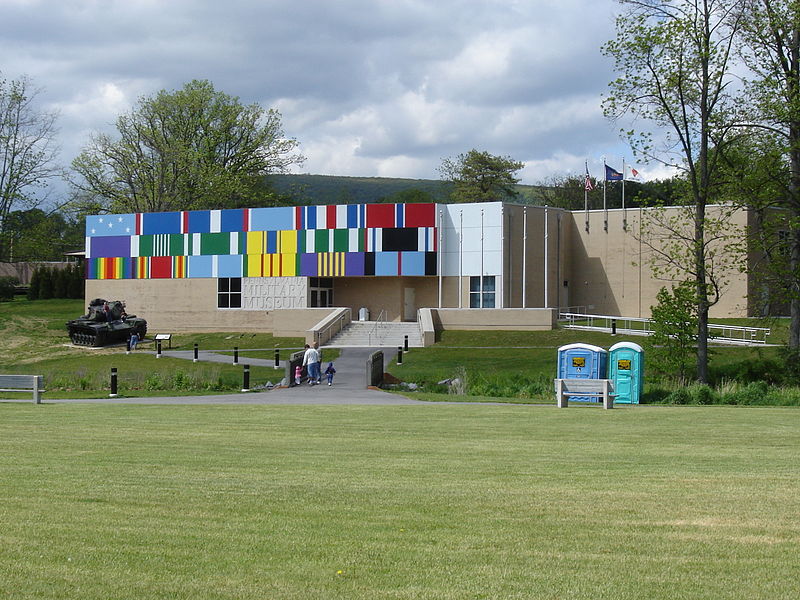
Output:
top-left (29, 347), bottom-right (426, 405)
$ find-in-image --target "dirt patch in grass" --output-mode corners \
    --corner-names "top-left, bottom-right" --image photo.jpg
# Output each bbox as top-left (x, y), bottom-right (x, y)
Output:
top-left (0, 315), bottom-right (114, 365)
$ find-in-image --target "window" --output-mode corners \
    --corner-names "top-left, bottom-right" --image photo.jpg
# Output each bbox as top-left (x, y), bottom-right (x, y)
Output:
top-left (309, 277), bottom-right (334, 307)
top-left (218, 277), bottom-right (242, 309)
top-left (469, 276), bottom-right (496, 308)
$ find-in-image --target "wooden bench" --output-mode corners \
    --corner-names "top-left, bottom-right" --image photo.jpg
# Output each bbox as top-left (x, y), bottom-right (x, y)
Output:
top-left (0, 375), bottom-right (45, 404)
top-left (554, 378), bottom-right (615, 409)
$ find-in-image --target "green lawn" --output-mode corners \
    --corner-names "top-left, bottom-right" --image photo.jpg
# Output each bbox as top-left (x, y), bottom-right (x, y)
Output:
top-left (0, 404), bottom-right (797, 599)
top-left (0, 298), bottom-right (300, 397)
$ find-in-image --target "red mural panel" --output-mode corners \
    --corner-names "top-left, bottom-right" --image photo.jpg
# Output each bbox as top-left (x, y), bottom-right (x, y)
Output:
top-left (327, 205), bottom-right (337, 229)
top-left (150, 256), bottom-right (173, 279)
top-left (404, 203), bottom-right (436, 227)
top-left (366, 203), bottom-right (395, 228)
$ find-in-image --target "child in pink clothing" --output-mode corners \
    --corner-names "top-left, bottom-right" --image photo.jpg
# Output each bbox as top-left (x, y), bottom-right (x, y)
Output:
top-left (294, 365), bottom-right (302, 386)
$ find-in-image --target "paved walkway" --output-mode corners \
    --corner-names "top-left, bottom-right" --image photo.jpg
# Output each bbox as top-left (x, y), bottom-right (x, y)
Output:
top-left (29, 347), bottom-right (428, 405)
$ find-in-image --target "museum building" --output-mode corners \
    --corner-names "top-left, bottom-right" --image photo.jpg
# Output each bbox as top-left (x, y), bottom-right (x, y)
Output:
top-left (83, 200), bottom-right (756, 335)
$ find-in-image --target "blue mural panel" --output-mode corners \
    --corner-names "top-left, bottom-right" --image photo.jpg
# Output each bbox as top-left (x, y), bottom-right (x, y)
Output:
top-left (300, 253), bottom-right (317, 276)
top-left (305, 206), bottom-right (317, 229)
top-left (86, 214), bottom-right (137, 237)
top-left (250, 207), bottom-right (294, 231)
top-left (187, 210), bottom-right (210, 234)
top-left (221, 209), bottom-right (245, 233)
top-left (265, 230), bottom-right (278, 254)
top-left (375, 251), bottom-right (398, 276)
top-left (400, 251), bottom-right (426, 276)
top-left (142, 211), bottom-right (181, 235)
top-left (188, 255), bottom-right (214, 278)
top-left (217, 254), bottom-right (243, 277)
top-left (345, 252), bottom-right (364, 276)
top-left (89, 236), bottom-right (131, 258)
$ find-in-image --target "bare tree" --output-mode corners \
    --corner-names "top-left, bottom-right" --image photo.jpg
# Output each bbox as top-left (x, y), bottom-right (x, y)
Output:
top-left (0, 74), bottom-right (61, 260)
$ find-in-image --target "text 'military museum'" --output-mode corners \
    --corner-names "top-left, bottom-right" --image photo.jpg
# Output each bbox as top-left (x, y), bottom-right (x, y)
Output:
top-left (83, 200), bottom-right (757, 334)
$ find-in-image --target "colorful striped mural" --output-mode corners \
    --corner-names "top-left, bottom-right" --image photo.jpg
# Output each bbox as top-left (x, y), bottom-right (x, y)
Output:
top-left (85, 203), bottom-right (438, 280)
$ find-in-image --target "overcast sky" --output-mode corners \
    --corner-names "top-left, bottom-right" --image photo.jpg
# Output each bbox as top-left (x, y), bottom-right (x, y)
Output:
top-left (2, 0), bottom-right (659, 203)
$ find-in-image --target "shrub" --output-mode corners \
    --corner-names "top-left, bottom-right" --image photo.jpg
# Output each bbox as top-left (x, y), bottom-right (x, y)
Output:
top-left (665, 388), bottom-right (691, 405)
top-left (727, 381), bottom-right (770, 405)
top-left (172, 371), bottom-right (192, 390)
top-left (689, 384), bottom-right (717, 405)
top-left (145, 373), bottom-right (165, 391)
top-left (0, 276), bottom-right (18, 301)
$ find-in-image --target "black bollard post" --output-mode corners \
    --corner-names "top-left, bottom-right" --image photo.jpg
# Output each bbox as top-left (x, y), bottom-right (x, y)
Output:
top-left (126, 338), bottom-right (131, 355)
top-left (611, 319), bottom-right (617, 335)
top-left (110, 367), bottom-right (118, 398)
top-left (404, 334), bottom-right (409, 352)
top-left (193, 343), bottom-right (199, 363)
top-left (397, 346), bottom-right (403, 365)
top-left (241, 364), bottom-right (250, 392)
top-left (156, 339), bottom-right (162, 358)
top-left (274, 347), bottom-right (280, 368)
top-left (233, 346), bottom-right (239, 365)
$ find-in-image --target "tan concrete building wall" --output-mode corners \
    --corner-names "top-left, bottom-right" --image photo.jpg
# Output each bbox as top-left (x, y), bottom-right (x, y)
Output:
top-left (86, 278), bottom-right (274, 333)
top-left (431, 308), bottom-right (556, 330)
top-left (564, 207), bottom-right (751, 318)
top-left (332, 276), bottom-right (440, 321)
top-left (504, 204), bottom-right (569, 309)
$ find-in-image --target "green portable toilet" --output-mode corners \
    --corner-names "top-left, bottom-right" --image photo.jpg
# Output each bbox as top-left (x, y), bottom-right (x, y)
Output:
top-left (608, 342), bottom-right (644, 404)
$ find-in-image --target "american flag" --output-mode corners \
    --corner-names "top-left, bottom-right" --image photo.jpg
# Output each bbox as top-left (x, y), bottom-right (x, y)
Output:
top-left (584, 170), bottom-right (594, 191)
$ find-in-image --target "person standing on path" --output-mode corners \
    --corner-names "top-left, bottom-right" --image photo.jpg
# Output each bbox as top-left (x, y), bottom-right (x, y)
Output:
top-left (313, 341), bottom-right (322, 384)
top-left (302, 344), bottom-right (320, 385)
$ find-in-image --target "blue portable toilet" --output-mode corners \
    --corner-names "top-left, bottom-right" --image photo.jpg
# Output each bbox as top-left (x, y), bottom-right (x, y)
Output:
top-left (557, 343), bottom-right (608, 402)
top-left (608, 341), bottom-right (644, 404)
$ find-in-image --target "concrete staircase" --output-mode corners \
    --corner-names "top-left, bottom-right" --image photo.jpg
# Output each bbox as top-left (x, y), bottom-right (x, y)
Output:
top-left (326, 320), bottom-right (423, 348)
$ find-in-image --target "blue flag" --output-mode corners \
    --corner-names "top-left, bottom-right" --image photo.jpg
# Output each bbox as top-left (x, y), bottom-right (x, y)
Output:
top-left (605, 165), bottom-right (624, 181)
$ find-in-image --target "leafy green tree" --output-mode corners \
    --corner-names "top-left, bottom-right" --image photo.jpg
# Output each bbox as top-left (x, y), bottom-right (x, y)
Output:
top-left (649, 281), bottom-right (699, 381)
top-left (378, 188), bottom-right (436, 204)
top-left (603, 0), bottom-right (741, 383)
top-left (438, 149), bottom-right (524, 203)
top-left (27, 266), bottom-right (40, 300)
top-left (0, 276), bottom-right (18, 301)
top-left (0, 73), bottom-right (62, 258)
top-left (72, 80), bottom-right (304, 213)
top-left (736, 1), bottom-right (800, 347)
top-left (0, 208), bottom-right (83, 261)
top-left (68, 263), bottom-right (85, 299)
top-left (37, 266), bottom-right (53, 299)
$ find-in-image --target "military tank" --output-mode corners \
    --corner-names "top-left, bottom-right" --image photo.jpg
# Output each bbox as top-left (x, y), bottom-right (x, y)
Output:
top-left (67, 299), bottom-right (147, 347)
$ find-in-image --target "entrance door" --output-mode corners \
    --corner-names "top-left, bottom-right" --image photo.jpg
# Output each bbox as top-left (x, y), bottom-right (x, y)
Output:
top-left (613, 351), bottom-right (634, 404)
top-left (403, 288), bottom-right (416, 321)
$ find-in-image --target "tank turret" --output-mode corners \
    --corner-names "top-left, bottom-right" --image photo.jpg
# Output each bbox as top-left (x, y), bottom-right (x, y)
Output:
top-left (67, 299), bottom-right (147, 347)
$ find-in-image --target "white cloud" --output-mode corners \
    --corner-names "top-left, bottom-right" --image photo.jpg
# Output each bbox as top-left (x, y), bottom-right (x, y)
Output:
top-left (1, 0), bottom-right (638, 198)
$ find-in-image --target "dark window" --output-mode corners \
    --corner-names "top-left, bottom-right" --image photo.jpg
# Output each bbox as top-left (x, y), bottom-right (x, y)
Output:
top-left (218, 277), bottom-right (242, 309)
top-left (469, 276), bottom-right (496, 308)
top-left (382, 228), bottom-right (419, 252)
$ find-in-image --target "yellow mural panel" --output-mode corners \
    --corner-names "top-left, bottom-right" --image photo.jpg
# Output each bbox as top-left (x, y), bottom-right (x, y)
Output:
top-left (246, 254), bottom-right (263, 277)
top-left (246, 231), bottom-right (265, 255)
top-left (279, 230), bottom-right (297, 254)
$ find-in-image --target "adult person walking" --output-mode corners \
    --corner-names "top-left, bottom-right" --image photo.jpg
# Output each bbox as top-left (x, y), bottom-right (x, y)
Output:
top-left (302, 343), bottom-right (320, 385)
top-left (313, 341), bottom-right (322, 384)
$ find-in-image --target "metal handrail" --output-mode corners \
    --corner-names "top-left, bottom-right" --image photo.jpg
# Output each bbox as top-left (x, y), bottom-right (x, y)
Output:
top-left (557, 311), bottom-right (771, 345)
top-left (315, 307), bottom-right (352, 346)
top-left (367, 309), bottom-right (387, 346)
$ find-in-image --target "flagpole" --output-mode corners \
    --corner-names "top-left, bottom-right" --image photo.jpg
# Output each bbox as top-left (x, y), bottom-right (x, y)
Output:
top-left (622, 157), bottom-right (627, 231)
top-left (544, 205), bottom-right (549, 308)
top-left (584, 160), bottom-right (589, 233)
top-left (603, 157), bottom-right (608, 232)
top-left (522, 207), bottom-right (527, 308)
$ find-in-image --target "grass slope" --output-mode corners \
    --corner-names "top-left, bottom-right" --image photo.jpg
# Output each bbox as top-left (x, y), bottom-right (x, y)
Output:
top-left (0, 404), bottom-right (798, 599)
top-left (0, 298), bottom-right (302, 397)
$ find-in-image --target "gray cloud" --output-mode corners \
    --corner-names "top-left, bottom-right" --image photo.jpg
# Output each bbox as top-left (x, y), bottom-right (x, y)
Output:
top-left (1, 0), bottom-right (641, 200)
